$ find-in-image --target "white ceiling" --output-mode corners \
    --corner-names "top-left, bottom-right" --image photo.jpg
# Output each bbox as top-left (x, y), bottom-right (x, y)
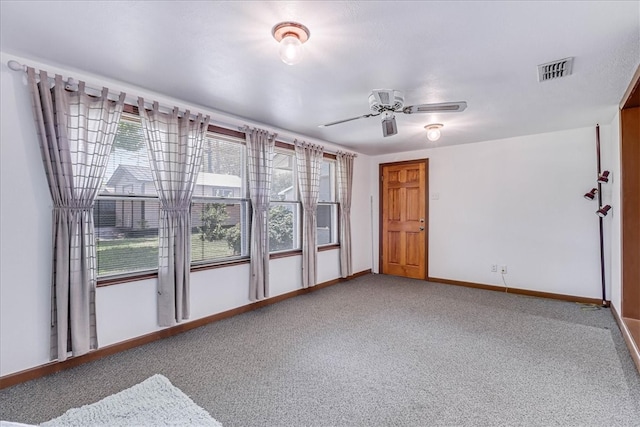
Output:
top-left (1, 1), bottom-right (638, 155)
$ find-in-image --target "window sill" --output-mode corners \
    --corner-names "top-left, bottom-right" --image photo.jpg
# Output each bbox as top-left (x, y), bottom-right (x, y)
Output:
top-left (269, 244), bottom-right (340, 258)
top-left (190, 258), bottom-right (250, 272)
top-left (269, 249), bottom-right (302, 260)
top-left (318, 244), bottom-right (340, 252)
top-left (97, 258), bottom-right (251, 287)
top-left (97, 245), bottom-right (341, 287)
top-left (97, 271), bottom-right (158, 287)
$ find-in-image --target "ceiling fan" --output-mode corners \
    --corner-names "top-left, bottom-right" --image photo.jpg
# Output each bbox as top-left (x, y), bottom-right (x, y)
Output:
top-left (319, 89), bottom-right (467, 137)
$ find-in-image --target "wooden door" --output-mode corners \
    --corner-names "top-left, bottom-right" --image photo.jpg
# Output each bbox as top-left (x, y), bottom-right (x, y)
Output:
top-left (380, 160), bottom-right (428, 279)
top-left (619, 67), bottom-right (640, 371)
top-left (621, 106), bottom-right (640, 321)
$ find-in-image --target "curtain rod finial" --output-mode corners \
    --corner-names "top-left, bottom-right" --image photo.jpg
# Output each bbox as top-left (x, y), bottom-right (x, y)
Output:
top-left (7, 60), bottom-right (25, 72)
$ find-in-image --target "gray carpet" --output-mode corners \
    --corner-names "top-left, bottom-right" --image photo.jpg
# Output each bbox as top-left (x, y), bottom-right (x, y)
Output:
top-left (1, 274), bottom-right (639, 426)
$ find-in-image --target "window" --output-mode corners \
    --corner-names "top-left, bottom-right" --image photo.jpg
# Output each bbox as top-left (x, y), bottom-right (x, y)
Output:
top-left (95, 116), bottom-right (159, 277)
top-left (95, 114), bottom-right (337, 279)
top-left (191, 135), bottom-right (249, 264)
top-left (269, 151), bottom-right (301, 252)
top-left (96, 115), bottom-right (250, 279)
top-left (267, 152), bottom-right (338, 252)
top-left (317, 160), bottom-right (338, 246)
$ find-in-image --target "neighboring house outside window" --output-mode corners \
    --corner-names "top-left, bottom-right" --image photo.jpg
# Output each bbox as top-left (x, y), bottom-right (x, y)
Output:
top-left (191, 135), bottom-right (249, 264)
top-left (95, 117), bottom-right (160, 277)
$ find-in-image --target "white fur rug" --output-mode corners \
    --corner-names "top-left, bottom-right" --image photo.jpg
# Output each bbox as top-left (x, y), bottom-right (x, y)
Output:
top-left (39, 374), bottom-right (222, 426)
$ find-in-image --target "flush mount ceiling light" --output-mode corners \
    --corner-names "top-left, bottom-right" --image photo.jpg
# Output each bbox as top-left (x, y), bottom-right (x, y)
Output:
top-left (597, 170), bottom-right (610, 183)
top-left (425, 124), bottom-right (443, 142)
top-left (272, 21), bottom-right (310, 65)
top-left (596, 205), bottom-right (612, 217)
top-left (584, 188), bottom-right (598, 200)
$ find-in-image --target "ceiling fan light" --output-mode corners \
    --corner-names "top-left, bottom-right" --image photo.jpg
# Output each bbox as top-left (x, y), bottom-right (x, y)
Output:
top-left (279, 34), bottom-right (303, 65)
top-left (272, 22), bottom-right (310, 65)
top-left (425, 124), bottom-right (443, 141)
top-left (381, 111), bottom-right (398, 137)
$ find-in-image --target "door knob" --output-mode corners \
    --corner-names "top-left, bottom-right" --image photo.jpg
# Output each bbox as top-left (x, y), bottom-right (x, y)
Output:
top-left (419, 226), bottom-right (425, 231)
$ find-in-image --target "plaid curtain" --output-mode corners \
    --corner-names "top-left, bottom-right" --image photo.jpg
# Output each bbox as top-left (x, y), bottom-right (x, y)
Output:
top-left (244, 127), bottom-right (277, 301)
top-left (28, 68), bottom-right (125, 361)
top-left (336, 151), bottom-right (356, 278)
top-left (138, 98), bottom-right (210, 326)
top-left (295, 141), bottom-right (324, 288)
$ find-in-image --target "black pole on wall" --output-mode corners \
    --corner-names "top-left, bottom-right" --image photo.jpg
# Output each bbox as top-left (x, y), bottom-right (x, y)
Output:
top-left (595, 125), bottom-right (608, 307)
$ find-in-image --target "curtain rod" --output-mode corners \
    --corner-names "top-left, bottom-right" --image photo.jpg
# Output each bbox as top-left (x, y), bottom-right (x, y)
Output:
top-left (9, 60), bottom-right (358, 158)
top-left (8, 60), bottom-right (199, 117)
top-left (8, 60), bottom-right (231, 126)
top-left (7, 59), bottom-right (27, 72)
top-left (9, 59), bottom-right (79, 88)
top-left (8, 59), bottom-right (123, 101)
top-left (238, 125), bottom-right (357, 158)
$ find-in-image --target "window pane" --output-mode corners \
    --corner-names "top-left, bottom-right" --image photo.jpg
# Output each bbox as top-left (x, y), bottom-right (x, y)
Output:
top-left (271, 152), bottom-right (296, 201)
top-left (95, 199), bottom-right (160, 277)
top-left (191, 201), bottom-right (249, 262)
top-left (318, 160), bottom-right (335, 202)
top-left (196, 136), bottom-right (245, 198)
top-left (101, 118), bottom-right (157, 197)
top-left (269, 202), bottom-right (300, 252)
top-left (317, 203), bottom-right (338, 245)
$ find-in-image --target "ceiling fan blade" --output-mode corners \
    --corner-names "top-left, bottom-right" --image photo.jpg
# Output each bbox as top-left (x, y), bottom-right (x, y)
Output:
top-left (318, 113), bottom-right (378, 127)
top-left (402, 101), bottom-right (468, 114)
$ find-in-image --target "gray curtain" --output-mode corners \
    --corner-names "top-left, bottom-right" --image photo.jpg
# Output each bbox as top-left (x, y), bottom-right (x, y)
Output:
top-left (27, 68), bottom-right (125, 361)
top-left (138, 99), bottom-right (210, 326)
top-left (244, 127), bottom-right (277, 301)
top-left (336, 151), bottom-right (356, 278)
top-left (295, 141), bottom-right (324, 288)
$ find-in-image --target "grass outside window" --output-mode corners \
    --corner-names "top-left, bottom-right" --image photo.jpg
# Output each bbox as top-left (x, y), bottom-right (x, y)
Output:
top-left (97, 233), bottom-right (238, 277)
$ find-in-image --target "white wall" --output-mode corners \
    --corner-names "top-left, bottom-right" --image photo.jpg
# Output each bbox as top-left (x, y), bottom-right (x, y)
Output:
top-left (1, 57), bottom-right (53, 377)
top-left (0, 53), bottom-right (373, 376)
top-left (371, 127), bottom-right (612, 299)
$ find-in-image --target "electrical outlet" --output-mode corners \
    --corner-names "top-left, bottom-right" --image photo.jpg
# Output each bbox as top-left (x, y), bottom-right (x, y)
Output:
top-left (491, 264), bottom-right (498, 272)
top-left (501, 265), bottom-right (508, 274)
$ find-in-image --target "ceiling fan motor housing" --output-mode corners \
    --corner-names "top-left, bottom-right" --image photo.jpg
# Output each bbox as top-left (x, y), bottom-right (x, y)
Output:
top-left (369, 89), bottom-right (404, 113)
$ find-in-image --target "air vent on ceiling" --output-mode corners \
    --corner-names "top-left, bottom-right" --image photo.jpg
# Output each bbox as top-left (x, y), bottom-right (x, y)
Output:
top-left (537, 57), bottom-right (574, 82)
